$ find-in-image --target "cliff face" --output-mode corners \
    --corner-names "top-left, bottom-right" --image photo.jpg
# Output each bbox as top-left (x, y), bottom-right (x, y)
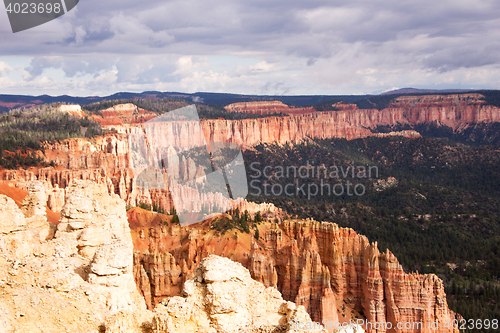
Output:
top-left (1, 94), bottom-right (497, 216)
top-left (202, 114), bottom-right (373, 146)
top-left (152, 255), bottom-right (330, 333)
top-left (0, 184), bottom-right (345, 333)
top-left (131, 216), bottom-right (458, 333)
top-left (0, 180), bottom-right (149, 332)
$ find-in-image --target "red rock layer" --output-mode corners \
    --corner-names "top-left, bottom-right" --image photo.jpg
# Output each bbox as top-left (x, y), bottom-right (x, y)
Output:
top-left (92, 103), bottom-right (158, 126)
top-left (131, 216), bottom-right (459, 333)
top-left (391, 94), bottom-right (500, 128)
top-left (2, 93), bottom-right (498, 215)
top-left (327, 93), bottom-right (500, 130)
top-left (202, 114), bottom-right (373, 147)
top-left (225, 100), bottom-right (316, 115)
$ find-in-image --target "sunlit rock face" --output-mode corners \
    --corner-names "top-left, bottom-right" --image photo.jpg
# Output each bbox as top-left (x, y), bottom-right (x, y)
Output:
top-left (0, 180), bottom-right (149, 333)
top-left (132, 218), bottom-right (460, 333)
top-left (152, 255), bottom-right (328, 333)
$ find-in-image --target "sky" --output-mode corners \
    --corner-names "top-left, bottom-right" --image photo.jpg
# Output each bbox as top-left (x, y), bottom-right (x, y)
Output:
top-left (0, 0), bottom-right (499, 97)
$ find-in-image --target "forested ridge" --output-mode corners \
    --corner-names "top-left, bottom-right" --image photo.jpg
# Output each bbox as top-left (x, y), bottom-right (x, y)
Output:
top-left (83, 97), bottom-right (289, 119)
top-left (0, 103), bottom-right (104, 168)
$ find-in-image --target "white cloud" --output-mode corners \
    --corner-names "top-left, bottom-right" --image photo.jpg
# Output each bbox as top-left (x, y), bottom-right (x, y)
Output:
top-left (0, 61), bottom-right (13, 76)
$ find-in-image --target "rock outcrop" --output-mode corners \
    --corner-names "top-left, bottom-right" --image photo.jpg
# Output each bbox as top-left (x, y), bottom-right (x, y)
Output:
top-left (0, 187), bottom-right (346, 333)
top-left (0, 179), bottom-right (149, 332)
top-left (92, 103), bottom-right (158, 126)
top-left (152, 255), bottom-right (328, 333)
top-left (0, 180), bottom-right (326, 333)
top-left (225, 100), bottom-right (316, 115)
top-left (132, 218), bottom-right (459, 333)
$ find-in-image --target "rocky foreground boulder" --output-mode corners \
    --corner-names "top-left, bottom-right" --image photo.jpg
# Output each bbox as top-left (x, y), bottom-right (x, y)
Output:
top-left (0, 179), bottom-right (349, 333)
top-left (150, 255), bottom-right (329, 333)
top-left (0, 179), bottom-right (149, 332)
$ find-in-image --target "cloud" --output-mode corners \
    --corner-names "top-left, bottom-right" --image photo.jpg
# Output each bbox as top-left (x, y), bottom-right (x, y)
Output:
top-left (24, 57), bottom-right (63, 80)
top-left (1, 0), bottom-right (500, 95)
top-left (0, 61), bottom-right (13, 76)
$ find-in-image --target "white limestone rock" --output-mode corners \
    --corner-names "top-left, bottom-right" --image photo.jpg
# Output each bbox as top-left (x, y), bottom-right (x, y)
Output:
top-left (0, 195), bottom-right (26, 234)
top-left (0, 180), bottom-right (149, 333)
top-left (152, 255), bottom-right (327, 333)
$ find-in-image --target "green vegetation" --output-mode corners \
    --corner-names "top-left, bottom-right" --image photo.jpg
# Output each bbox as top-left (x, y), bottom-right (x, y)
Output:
top-left (82, 98), bottom-right (188, 115)
top-left (137, 201), bottom-right (152, 211)
top-left (0, 103), bottom-right (105, 168)
top-left (211, 208), bottom-right (260, 235)
top-left (375, 121), bottom-right (500, 146)
top-left (83, 98), bottom-right (289, 120)
top-left (244, 136), bottom-right (500, 330)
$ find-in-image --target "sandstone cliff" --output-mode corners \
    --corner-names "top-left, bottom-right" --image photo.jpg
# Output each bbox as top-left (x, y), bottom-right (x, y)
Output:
top-left (132, 217), bottom-right (459, 333)
top-left (56, 104), bottom-right (87, 118)
top-left (4, 94), bottom-right (493, 214)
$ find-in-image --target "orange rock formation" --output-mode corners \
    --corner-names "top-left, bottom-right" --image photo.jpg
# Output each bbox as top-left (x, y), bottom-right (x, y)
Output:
top-left (1, 93), bottom-right (498, 215)
top-left (130, 214), bottom-right (459, 333)
top-left (92, 103), bottom-right (158, 126)
top-left (225, 100), bottom-right (316, 115)
top-left (1, 94), bottom-right (484, 332)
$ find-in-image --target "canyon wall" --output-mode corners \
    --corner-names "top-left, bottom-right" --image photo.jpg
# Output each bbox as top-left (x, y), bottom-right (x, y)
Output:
top-left (0, 94), bottom-right (484, 331)
top-left (1, 93), bottom-right (498, 214)
top-left (0, 180), bottom-right (150, 332)
top-left (0, 181), bottom-right (323, 333)
top-left (390, 94), bottom-right (500, 128)
top-left (92, 103), bottom-right (158, 126)
top-left (1, 93), bottom-right (498, 215)
top-left (131, 216), bottom-right (459, 333)
top-left (151, 255), bottom-right (329, 333)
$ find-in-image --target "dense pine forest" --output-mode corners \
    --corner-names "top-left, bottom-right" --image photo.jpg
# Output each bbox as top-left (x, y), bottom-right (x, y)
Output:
top-left (0, 103), bottom-right (104, 168)
top-left (243, 137), bottom-right (500, 331)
